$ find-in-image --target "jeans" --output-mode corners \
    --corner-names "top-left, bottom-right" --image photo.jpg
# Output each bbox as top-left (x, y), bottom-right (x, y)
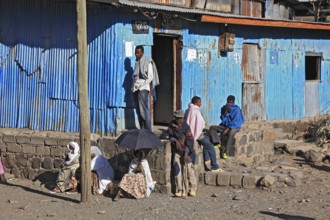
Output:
top-left (197, 136), bottom-right (219, 170)
top-left (133, 90), bottom-right (151, 130)
top-left (209, 125), bottom-right (239, 154)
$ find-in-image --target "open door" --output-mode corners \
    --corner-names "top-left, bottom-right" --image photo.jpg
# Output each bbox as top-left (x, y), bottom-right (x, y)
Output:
top-left (152, 35), bottom-right (182, 125)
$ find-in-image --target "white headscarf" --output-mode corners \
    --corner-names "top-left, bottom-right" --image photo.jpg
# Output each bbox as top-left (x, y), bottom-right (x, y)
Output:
top-left (91, 146), bottom-right (102, 157)
top-left (91, 146), bottom-right (114, 194)
top-left (65, 142), bottom-right (80, 165)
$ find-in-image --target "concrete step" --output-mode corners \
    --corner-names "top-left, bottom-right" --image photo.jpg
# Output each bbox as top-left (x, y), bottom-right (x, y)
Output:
top-left (203, 166), bottom-right (303, 189)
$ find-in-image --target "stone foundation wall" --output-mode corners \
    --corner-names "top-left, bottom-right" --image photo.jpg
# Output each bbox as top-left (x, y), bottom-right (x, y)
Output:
top-left (228, 129), bottom-right (276, 158)
top-left (0, 118), bottom-right (318, 194)
top-left (0, 129), bottom-right (169, 193)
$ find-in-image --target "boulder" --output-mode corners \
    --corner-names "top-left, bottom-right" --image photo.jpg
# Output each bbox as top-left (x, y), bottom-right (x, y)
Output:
top-left (259, 175), bottom-right (276, 187)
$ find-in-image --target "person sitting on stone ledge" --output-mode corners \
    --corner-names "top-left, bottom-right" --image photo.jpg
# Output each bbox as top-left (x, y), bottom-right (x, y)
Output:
top-left (91, 146), bottom-right (114, 195)
top-left (168, 109), bottom-right (197, 197)
top-left (50, 142), bottom-right (80, 194)
top-left (113, 150), bottom-right (156, 201)
top-left (184, 96), bottom-right (222, 172)
top-left (209, 95), bottom-right (244, 159)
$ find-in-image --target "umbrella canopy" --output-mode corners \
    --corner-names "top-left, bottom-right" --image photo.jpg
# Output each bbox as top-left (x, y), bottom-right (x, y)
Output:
top-left (115, 129), bottom-right (163, 150)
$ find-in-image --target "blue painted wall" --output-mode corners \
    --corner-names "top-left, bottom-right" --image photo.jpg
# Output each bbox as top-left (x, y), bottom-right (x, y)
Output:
top-left (0, 0), bottom-right (153, 134)
top-left (0, 0), bottom-right (330, 134)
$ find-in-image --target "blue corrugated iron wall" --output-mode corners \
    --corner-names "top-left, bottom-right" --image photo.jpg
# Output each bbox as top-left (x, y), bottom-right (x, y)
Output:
top-left (319, 60), bottom-right (330, 114)
top-left (265, 49), bottom-right (294, 119)
top-left (0, 0), bottom-right (152, 134)
top-left (291, 51), bottom-right (305, 118)
top-left (1, 0), bottom-right (330, 134)
top-left (265, 35), bottom-right (330, 120)
top-left (181, 23), bottom-right (330, 123)
top-left (181, 22), bottom-right (243, 126)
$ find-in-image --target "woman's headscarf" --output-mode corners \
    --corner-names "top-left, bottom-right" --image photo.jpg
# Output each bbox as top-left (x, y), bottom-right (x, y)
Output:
top-left (91, 146), bottom-right (102, 157)
top-left (65, 142), bottom-right (80, 165)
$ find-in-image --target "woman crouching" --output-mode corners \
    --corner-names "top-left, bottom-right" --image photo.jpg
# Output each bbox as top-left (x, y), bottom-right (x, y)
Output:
top-left (91, 146), bottom-right (114, 195)
top-left (114, 150), bottom-right (156, 201)
top-left (51, 142), bottom-right (80, 193)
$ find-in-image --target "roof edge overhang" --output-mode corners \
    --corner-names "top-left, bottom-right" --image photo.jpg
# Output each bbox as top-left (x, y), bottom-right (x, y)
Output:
top-left (201, 15), bottom-right (330, 31)
top-left (93, 0), bottom-right (330, 31)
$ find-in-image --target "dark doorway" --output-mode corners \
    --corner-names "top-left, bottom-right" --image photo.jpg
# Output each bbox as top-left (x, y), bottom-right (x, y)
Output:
top-left (152, 35), bottom-right (182, 125)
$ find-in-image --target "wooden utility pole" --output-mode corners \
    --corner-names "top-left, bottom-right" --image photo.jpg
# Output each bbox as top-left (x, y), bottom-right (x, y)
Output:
top-left (76, 0), bottom-right (91, 202)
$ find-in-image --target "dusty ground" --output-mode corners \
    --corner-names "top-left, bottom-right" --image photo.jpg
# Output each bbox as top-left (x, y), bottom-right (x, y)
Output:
top-left (1, 153), bottom-right (329, 220)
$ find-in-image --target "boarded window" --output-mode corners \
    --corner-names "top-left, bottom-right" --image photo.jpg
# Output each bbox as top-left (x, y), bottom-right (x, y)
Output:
top-left (305, 54), bottom-right (321, 81)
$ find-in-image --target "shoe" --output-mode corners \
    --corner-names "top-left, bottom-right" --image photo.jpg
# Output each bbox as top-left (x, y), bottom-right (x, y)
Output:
top-left (175, 191), bottom-right (182, 197)
top-left (204, 160), bottom-right (211, 171)
top-left (175, 191), bottom-right (186, 197)
top-left (188, 191), bottom-right (197, 197)
top-left (50, 187), bottom-right (61, 194)
top-left (66, 188), bottom-right (78, 195)
top-left (214, 144), bottom-right (220, 150)
top-left (113, 196), bottom-right (120, 202)
top-left (211, 168), bottom-right (223, 172)
top-left (222, 153), bottom-right (228, 159)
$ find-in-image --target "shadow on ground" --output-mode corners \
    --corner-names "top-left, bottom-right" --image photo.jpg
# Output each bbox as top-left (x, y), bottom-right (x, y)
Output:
top-left (34, 171), bottom-right (58, 190)
top-left (1, 180), bottom-right (79, 203)
top-left (293, 158), bottom-right (330, 172)
top-left (309, 163), bottom-right (330, 172)
top-left (260, 211), bottom-right (315, 220)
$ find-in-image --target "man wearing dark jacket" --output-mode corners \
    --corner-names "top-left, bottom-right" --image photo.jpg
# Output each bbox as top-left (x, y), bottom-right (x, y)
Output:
top-left (168, 110), bottom-right (197, 197)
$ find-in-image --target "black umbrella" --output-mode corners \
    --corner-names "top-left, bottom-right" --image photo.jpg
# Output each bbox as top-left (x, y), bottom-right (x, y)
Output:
top-left (115, 129), bottom-right (163, 150)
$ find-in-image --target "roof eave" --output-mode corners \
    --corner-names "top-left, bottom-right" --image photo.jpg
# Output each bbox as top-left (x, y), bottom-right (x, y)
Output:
top-left (201, 15), bottom-right (330, 31)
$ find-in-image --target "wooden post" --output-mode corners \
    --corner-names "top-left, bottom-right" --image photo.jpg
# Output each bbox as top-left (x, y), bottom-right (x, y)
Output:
top-left (76, 0), bottom-right (91, 203)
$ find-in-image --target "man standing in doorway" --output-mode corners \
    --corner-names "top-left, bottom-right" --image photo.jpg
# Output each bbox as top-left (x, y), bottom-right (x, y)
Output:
top-left (132, 45), bottom-right (159, 130)
top-left (209, 95), bottom-right (244, 159)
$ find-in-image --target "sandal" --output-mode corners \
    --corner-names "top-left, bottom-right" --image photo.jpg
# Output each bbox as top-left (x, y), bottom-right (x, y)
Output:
top-left (50, 186), bottom-right (61, 194)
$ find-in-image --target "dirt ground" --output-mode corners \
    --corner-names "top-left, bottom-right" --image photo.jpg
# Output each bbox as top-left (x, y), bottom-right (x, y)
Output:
top-left (1, 153), bottom-right (329, 220)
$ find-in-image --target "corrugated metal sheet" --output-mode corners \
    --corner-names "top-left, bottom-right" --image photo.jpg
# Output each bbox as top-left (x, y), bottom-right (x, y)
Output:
top-left (242, 43), bottom-right (260, 82)
top-left (0, 0), bottom-right (153, 134)
top-left (242, 83), bottom-right (263, 121)
top-left (319, 60), bottom-right (330, 114)
top-left (265, 49), bottom-right (294, 119)
top-left (205, 0), bottom-right (231, 12)
top-left (305, 81), bottom-right (320, 117)
top-left (241, 43), bottom-right (264, 121)
top-left (1, 0), bottom-right (330, 135)
top-left (292, 51), bottom-right (305, 118)
top-left (241, 0), bottom-right (262, 18)
top-left (149, 0), bottom-right (191, 7)
top-left (181, 22), bottom-right (242, 126)
top-left (119, 0), bottom-right (326, 23)
top-left (191, 0), bottom-right (206, 9)
top-left (265, 1), bottom-right (292, 20)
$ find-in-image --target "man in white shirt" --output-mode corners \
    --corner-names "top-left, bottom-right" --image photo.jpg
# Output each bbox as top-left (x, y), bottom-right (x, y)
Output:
top-left (132, 45), bottom-right (154, 130)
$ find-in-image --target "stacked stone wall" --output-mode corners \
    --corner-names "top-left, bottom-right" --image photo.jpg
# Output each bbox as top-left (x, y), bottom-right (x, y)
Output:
top-left (0, 129), bottom-right (168, 193)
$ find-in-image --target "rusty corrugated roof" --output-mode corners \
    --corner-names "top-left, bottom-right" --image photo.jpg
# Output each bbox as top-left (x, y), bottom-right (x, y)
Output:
top-left (116, 0), bottom-right (330, 30)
